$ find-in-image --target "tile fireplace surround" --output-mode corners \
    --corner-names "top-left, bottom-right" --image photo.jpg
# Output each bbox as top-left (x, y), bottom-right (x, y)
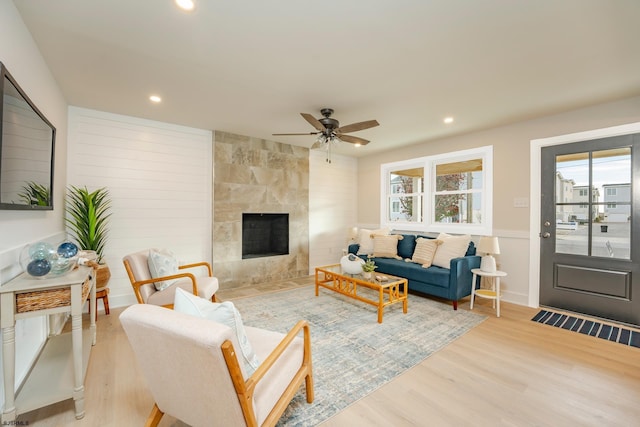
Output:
top-left (212, 131), bottom-right (310, 289)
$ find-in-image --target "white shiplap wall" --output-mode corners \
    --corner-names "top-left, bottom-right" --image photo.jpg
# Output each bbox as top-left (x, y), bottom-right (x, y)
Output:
top-left (67, 107), bottom-right (213, 307)
top-left (308, 150), bottom-right (358, 271)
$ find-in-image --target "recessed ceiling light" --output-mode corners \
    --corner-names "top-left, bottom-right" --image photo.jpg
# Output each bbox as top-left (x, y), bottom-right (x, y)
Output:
top-left (444, 117), bottom-right (454, 124)
top-left (149, 95), bottom-right (162, 103)
top-left (354, 143), bottom-right (362, 147)
top-left (175, 0), bottom-right (195, 11)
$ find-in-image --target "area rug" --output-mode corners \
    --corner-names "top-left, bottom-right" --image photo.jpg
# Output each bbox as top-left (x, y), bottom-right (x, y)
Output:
top-left (532, 309), bottom-right (640, 348)
top-left (232, 286), bottom-right (487, 426)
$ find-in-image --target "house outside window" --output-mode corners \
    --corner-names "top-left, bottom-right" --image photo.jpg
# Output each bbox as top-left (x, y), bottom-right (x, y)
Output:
top-left (381, 146), bottom-right (493, 235)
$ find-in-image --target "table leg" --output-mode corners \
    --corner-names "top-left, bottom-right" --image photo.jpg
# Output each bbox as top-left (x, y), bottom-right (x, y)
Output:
top-left (1, 325), bottom-right (16, 423)
top-left (402, 282), bottom-right (408, 314)
top-left (496, 278), bottom-right (501, 318)
top-left (90, 277), bottom-right (97, 346)
top-left (470, 273), bottom-right (477, 310)
top-left (377, 287), bottom-right (384, 323)
top-left (71, 284), bottom-right (85, 419)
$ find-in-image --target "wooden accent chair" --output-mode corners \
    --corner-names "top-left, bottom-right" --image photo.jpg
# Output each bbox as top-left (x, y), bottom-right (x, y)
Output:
top-left (120, 304), bottom-right (314, 427)
top-left (122, 249), bottom-right (218, 308)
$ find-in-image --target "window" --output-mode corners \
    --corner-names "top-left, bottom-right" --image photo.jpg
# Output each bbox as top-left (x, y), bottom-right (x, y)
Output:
top-left (381, 146), bottom-right (493, 235)
top-left (606, 188), bottom-right (617, 196)
top-left (607, 203), bottom-right (617, 209)
top-left (384, 163), bottom-right (424, 223)
top-left (579, 189), bottom-right (587, 196)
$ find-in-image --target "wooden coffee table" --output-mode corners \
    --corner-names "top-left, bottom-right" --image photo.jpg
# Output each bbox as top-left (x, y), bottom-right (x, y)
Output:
top-left (314, 264), bottom-right (408, 323)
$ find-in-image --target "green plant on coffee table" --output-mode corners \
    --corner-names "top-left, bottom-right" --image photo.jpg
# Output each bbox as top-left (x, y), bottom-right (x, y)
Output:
top-left (65, 186), bottom-right (112, 263)
top-left (362, 258), bottom-right (377, 273)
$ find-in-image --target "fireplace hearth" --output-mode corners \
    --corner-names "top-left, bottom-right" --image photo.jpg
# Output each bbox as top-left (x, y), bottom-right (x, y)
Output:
top-left (242, 213), bottom-right (289, 259)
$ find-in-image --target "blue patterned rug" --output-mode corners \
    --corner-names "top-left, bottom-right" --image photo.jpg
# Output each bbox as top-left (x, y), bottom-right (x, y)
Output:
top-left (232, 286), bottom-right (487, 426)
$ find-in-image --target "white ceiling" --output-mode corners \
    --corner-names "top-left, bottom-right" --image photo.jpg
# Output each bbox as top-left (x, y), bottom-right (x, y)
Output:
top-left (14, 0), bottom-right (640, 157)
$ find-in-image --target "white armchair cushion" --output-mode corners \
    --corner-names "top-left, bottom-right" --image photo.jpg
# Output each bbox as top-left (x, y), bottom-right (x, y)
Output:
top-left (147, 248), bottom-right (179, 291)
top-left (174, 288), bottom-right (260, 378)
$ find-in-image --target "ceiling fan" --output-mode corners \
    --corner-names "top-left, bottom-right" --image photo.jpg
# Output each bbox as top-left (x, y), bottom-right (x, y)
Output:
top-left (273, 108), bottom-right (379, 162)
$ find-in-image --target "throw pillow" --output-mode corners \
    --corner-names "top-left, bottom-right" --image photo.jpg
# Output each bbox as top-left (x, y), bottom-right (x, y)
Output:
top-left (410, 237), bottom-right (442, 268)
top-left (356, 227), bottom-right (390, 255)
top-left (431, 233), bottom-right (472, 269)
top-left (372, 234), bottom-right (403, 259)
top-left (396, 234), bottom-right (417, 259)
top-left (148, 248), bottom-right (179, 291)
top-left (173, 288), bottom-right (260, 378)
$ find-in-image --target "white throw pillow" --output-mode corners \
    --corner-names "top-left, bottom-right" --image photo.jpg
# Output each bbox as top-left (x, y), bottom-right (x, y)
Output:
top-left (173, 288), bottom-right (260, 378)
top-left (431, 233), bottom-right (471, 269)
top-left (372, 234), bottom-right (403, 259)
top-left (356, 227), bottom-right (390, 255)
top-left (409, 238), bottom-right (442, 268)
top-left (147, 248), bottom-right (179, 291)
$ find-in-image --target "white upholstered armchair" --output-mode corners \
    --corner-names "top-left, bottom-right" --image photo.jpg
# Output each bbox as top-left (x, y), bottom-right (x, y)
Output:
top-left (122, 248), bottom-right (218, 308)
top-left (120, 303), bottom-right (314, 427)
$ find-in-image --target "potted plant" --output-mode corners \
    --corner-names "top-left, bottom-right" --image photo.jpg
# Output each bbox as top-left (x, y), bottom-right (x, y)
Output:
top-left (362, 257), bottom-right (377, 280)
top-left (65, 186), bottom-right (112, 289)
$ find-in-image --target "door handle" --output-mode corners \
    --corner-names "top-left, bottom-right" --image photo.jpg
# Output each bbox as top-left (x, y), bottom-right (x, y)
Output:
top-left (541, 232), bottom-right (550, 238)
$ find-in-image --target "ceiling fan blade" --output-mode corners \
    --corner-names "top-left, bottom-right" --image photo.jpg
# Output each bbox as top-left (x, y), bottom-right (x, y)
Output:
top-left (338, 134), bottom-right (370, 145)
top-left (301, 113), bottom-right (326, 132)
top-left (272, 132), bottom-right (319, 136)
top-left (336, 119), bottom-right (379, 134)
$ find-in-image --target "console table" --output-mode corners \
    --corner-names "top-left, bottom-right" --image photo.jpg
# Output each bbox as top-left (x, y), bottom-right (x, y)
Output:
top-left (0, 266), bottom-right (96, 422)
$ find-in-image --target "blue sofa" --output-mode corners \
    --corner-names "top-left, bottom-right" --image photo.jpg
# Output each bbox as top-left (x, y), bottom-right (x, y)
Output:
top-left (348, 234), bottom-right (481, 310)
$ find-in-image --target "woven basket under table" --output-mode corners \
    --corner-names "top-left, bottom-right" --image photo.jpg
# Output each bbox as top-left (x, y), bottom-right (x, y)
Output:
top-left (15, 279), bottom-right (92, 313)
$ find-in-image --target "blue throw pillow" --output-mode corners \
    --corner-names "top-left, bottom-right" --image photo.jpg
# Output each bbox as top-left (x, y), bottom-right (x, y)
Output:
top-left (396, 234), bottom-right (417, 259)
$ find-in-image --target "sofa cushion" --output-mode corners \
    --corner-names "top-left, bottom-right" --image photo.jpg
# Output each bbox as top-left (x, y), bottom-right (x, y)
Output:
top-left (410, 237), bottom-right (442, 267)
top-left (432, 233), bottom-right (472, 269)
top-left (396, 234), bottom-right (417, 259)
top-left (356, 227), bottom-right (390, 255)
top-left (373, 258), bottom-right (450, 288)
top-left (372, 234), bottom-right (403, 259)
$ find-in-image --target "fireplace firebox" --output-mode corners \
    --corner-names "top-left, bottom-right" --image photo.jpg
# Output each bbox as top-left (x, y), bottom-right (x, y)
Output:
top-left (242, 213), bottom-right (289, 259)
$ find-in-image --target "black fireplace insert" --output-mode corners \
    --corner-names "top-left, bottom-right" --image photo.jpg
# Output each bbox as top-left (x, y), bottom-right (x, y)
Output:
top-left (242, 213), bottom-right (289, 259)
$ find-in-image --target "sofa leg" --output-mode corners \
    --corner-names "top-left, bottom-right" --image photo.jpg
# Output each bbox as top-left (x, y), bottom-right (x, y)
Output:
top-left (452, 300), bottom-right (458, 310)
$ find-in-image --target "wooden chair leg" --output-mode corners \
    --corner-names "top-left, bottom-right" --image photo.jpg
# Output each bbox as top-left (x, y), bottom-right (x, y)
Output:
top-left (144, 403), bottom-right (164, 427)
top-left (212, 294), bottom-right (218, 302)
top-left (94, 288), bottom-right (110, 321)
top-left (102, 289), bottom-right (110, 315)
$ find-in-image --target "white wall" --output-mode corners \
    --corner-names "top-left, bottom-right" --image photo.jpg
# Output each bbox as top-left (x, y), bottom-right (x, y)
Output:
top-left (357, 96), bottom-right (640, 307)
top-left (309, 150), bottom-right (358, 271)
top-left (0, 1), bottom-right (69, 407)
top-left (67, 107), bottom-right (213, 307)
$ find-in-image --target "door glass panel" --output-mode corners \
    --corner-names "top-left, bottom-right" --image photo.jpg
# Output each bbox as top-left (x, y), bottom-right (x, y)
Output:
top-left (555, 153), bottom-right (589, 256)
top-left (593, 148), bottom-right (631, 259)
top-left (555, 148), bottom-right (631, 259)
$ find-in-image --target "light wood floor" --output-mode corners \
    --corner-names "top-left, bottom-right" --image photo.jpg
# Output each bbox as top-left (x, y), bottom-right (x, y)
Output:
top-left (21, 277), bottom-right (640, 427)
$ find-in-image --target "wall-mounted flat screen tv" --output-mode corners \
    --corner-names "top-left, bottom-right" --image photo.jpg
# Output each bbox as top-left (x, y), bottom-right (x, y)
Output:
top-left (0, 61), bottom-right (55, 210)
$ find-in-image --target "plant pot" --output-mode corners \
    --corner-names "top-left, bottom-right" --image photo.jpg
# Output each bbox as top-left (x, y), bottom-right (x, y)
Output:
top-left (95, 263), bottom-right (111, 291)
top-left (362, 271), bottom-right (373, 280)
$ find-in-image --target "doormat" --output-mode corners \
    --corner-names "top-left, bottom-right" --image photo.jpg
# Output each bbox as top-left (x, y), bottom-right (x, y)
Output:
top-left (532, 309), bottom-right (640, 348)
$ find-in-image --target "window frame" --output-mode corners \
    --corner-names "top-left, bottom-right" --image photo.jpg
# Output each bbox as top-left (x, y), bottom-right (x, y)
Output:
top-left (380, 146), bottom-right (493, 235)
